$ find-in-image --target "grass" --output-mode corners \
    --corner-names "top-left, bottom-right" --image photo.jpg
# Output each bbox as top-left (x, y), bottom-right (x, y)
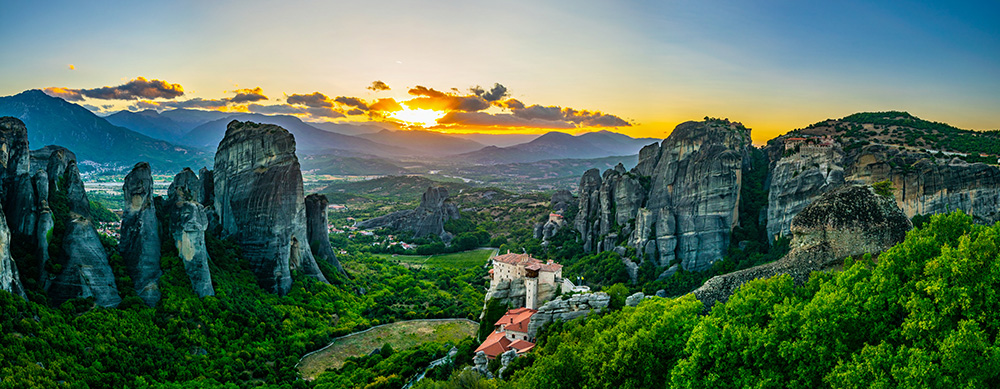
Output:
top-left (376, 248), bottom-right (497, 270)
top-left (297, 319), bottom-right (479, 380)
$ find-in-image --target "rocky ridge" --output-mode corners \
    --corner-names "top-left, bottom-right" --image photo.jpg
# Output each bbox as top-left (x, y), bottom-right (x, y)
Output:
top-left (167, 168), bottom-right (215, 297)
top-left (120, 162), bottom-right (163, 306)
top-left (356, 186), bottom-right (460, 241)
top-left (305, 194), bottom-right (345, 276)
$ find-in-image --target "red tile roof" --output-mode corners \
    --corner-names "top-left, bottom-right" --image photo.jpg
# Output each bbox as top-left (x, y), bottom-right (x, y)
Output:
top-left (493, 254), bottom-right (562, 273)
top-left (509, 340), bottom-right (536, 353)
top-left (495, 308), bottom-right (536, 333)
top-left (475, 331), bottom-right (512, 359)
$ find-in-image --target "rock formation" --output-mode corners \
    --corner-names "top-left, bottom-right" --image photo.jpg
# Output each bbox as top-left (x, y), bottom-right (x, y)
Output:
top-left (0, 117), bottom-right (36, 240)
top-left (356, 186), bottom-right (460, 241)
top-left (525, 292), bottom-right (610, 336)
top-left (305, 194), bottom-right (345, 275)
top-left (575, 120), bottom-right (752, 271)
top-left (45, 158), bottom-right (121, 307)
top-left (167, 168), bottom-right (214, 297)
top-left (694, 184), bottom-right (911, 309)
top-left (213, 120), bottom-right (327, 295)
top-left (766, 143), bottom-right (1000, 241)
top-left (0, 205), bottom-right (26, 298)
top-left (119, 162), bottom-right (163, 306)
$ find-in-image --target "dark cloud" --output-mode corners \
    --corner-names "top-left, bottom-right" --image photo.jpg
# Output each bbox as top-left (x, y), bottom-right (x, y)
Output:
top-left (306, 106), bottom-right (346, 119)
top-left (82, 104), bottom-right (101, 112)
top-left (510, 104), bottom-right (630, 127)
top-left (369, 98), bottom-right (403, 112)
top-left (228, 87), bottom-right (268, 104)
top-left (287, 92), bottom-right (334, 108)
top-left (498, 98), bottom-right (525, 110)
top-left (367, 80), bottom-right (391, 92)
top-left (436, 112), bottom-right (575, 129)
top-left (45, 77), bottom-right (185, 101)
top-left (334, 96), bottom-right (369, 110)
top-left (408, 85), bottom-right (448, 98)
top-left (470, 83), bottom-right (509, 102)
top-left (346, 108), bottom-right (365, 116)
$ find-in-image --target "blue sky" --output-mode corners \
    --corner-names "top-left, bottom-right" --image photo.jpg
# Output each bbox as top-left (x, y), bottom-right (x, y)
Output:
top-left (2, 0), bottom-right (997, 140)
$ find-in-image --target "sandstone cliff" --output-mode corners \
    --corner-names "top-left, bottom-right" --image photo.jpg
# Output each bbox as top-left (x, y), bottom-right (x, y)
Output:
top-left (575, 120), bottom-right (752, 271)
top-left (120, 162), bottom-right (163, 306)
top-left (356, 186), bottom-right (460, 241)
top-left (766, 146), bottom-right (845, 239)
top-left (213, 120), bottom-right (328, 295)
top-left (167, 168), bottom-right (215, 297)
top-left (695, 184), bottom-right (911, 309)
top-left (305, 194), bottom-right (346, 275)
top-left (0, 204), bottom-right (26, 298)
top-left (0, 117), bottom-right (36, 240)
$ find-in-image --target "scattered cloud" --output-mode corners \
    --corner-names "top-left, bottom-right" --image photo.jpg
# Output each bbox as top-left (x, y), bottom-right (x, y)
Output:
top-left (227, 87), bottom-right (268, 103)
top-left (509, 104), bottom-right (630, 127)
top-left (68, 64), bottom-right (75, 70)
top-left (306, 106), bottom-right (346, 119)
top-left (346, 108), bottom-right (366, 115)
top-left (287, 92), bottom-right (333, 108)
top-left (367, 80), bottom-right (390, 92)
top-left (247, 103), bottom-right (307, 115)
top-left (369, 98), bottom-right (403, 112)
top-left (44, 77), bottom-right (184, 101)
top-left (404, 85), bottom-right (489, 112)
top-left (470, 83), bottom-right (509, 102)
top-left (334, 96), bottom-right (369, 110)
top-left (82, 104), bottom-right (101, 112)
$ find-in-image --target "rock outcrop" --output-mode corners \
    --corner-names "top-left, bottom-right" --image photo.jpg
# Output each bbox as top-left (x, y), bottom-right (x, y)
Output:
top-left (119, 162), bottom-right (162, 306)
top-left (167, 168), bottom-right (214, 297)
top-left (213, 120), bottom-right (327, 295)
top-left (0, 205), bottom-right (26, 298)
top-left (305, 194), bottom-right (345, 275)
top-left (694, 184), bottom-right (911, 309)
top-left (356, 186), bottom-right (460, 241)
top-left (575, 120), bottom-right (752, 271)
top-left (45, 158), bottom-right (121, 307)
top-left (766, 143), bottom-right (1000, 240)
top-left (0, 117), bottom-right (36, 240)
top-left (525, 292), bottom-right (610, 336)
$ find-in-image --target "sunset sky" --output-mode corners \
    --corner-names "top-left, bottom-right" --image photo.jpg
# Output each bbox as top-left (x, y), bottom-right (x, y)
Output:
top-left (2, 0), bottom-right (998, 142)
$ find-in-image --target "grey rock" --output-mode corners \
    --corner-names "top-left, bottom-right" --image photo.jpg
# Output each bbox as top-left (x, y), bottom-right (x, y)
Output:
top-left (305, 193), bottom-right (345, 275)
top-left (625, 292), bottom-right (645, 307)
top-left (167, 168), bottom-right (214, 297)
top-left (527, 292), bottom-right (610, 336)
top-left (119, 162), bottom-right (163, 306)
top-left (213, 120), bottom-right (328, 295)
top-left (655, 289), bottom-right (667, 298)
top-left (497, 349), bottom-right (519, 379)
top-left (657, 264), bottom-right (679, 280)
top-left (45, 160), bottom-right (121, 307)
top-left (576, 120), bottom-right (751, 272)
top-left (766, 146), bottom-right (845, 239)
top-left (0, 117), bottom-right (36, 240)
top-left (470, 351), bottom-right (493, 378)
top-left (550, 189), bottom-right (574, 213)
top-left (356, 186), bottom-right (460, 241)
top-left (694, 184), bottom-right (911, 310)
top-left (0, 203), bottom-right (26, 299)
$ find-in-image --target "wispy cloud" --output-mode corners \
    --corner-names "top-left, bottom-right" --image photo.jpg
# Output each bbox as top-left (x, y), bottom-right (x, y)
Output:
top-left (367, 80), bottom-right (390, 92)
top-left (44, 77), bottom-right (184, 101)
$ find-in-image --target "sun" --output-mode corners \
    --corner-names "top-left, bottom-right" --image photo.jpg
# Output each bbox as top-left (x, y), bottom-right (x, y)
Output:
top-left (389, 108), bottom-right (445, 128)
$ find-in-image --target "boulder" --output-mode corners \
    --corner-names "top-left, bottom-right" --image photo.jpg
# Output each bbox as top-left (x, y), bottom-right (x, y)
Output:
top-left (526, 292), bottom-right (610, 336)
top-left (625, 292), bottom-right (645, 307)
top-left (119, 162), bottom-right (163, 306)
top-left (304, 193), bottom-right (345, 275)
top-left (213, 120), bottom-right (328, 294)
top-left (167, 168), bottom-right (214, 297)
top-left (694, 184), bottom-right (912, 310)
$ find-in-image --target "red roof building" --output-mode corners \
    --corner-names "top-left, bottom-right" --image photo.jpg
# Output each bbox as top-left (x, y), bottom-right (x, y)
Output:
top-left (475, 308), bottom-right (538, 359)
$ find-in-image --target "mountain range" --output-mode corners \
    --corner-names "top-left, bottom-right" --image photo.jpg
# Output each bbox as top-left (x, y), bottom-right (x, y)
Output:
top-left (0, 90), bottom-right (664, 172)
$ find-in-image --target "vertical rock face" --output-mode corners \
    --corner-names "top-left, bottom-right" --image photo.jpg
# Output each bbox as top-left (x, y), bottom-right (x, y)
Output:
top-left (213, 121), bottom-right (328, 295)
top-left (765, 144), bottom-right (1000, 241)
top-left (46, 159), bottom-right (121, 307)
top-left (695, 185), bottom-right (911, 309)
top-left (0, 117), bottom-right (36, 239)
top-left (0, 204), bottom-right (26, 298)
top-left (575, 120), bottom-right (751, 271)
top-left (355, 186), bottom-right (461, 241)
top-left (167, 168), bottom-right (214, 297)
top-left (304, 194), bottom-right (345, 275)
top-left (119, 162), bottom-right (163, 306)
top-left (766, 147), bottom-right (845, 239)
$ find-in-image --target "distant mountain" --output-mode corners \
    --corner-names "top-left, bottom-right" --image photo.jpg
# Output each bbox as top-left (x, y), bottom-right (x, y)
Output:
top-left (178, 113), bottom-right (416, 157)
top-left (299, 153), bottom-right (409, 176)
top-left (0, 90), bottom-right (210, 173)
top-left (105, 110), bottom-right (190, 142)
top-left (449, 132), bottom-right (540, 147)
top-left (158, 109), bottom-right (234, 128)
top-left (455, 130), bottom-right (659, 164)
top-left (357, 129), bottom-right (486, 155)
top-left (309, 121), bottom-right (388, 136)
